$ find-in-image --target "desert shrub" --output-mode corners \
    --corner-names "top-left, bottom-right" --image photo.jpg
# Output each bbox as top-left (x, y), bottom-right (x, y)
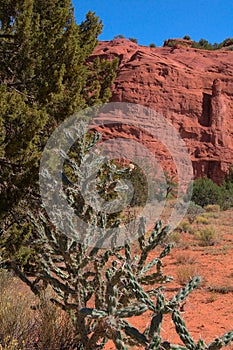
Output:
top-left (208, 284), bottom-right (233, 294)
top-left (221, 37), bottom-right (233, 47)
top-left (183, 35), bottom-right (191, 40)
top-left (1, 2), bottom-right (233, 348)
top-left (176, 221), bottom-right (194, 234)
top-left (33, 293), bottom-right (75, 350)
top-left (114, 34), bottom-right (125, 39)
top-left (192, 167), bottom-right (233, 210)
top-left (194, 226), bottom-right (220, 246)
top-left (0, 270), bottom-right (36, 349)
top-left (196, 216), bottom-right (210, 225)
top-left (176, 265), bottom-right (198, 286)
top-left (192, 177), bottom-right (222, 207)
top-left (166, 40), bottom-right (177, 47)
top-left (219, 181), bottom-right (233, 210)
top-left (191, 38), bottom-right (216, 50)
top-left (186, 201), bottom-right (205, 223)
top-left (128, 37), bottom-right (138, 43)
top-left (203, 211), bottom-right (219, 219)
top-left (164, 230), bottom-right (181, 245)
top-left (149, 43), bottom-right (156, 48)
top-left (204, 204), bottom-right (221, 212)
top-left (0, 270), bottom-right (76, 350)
top-left (175, 252), bottom-right (196, 265)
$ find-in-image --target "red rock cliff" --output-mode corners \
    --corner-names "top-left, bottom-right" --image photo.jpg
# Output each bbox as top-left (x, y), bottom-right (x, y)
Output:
top-left (92, 39), bottom-right (233, 183)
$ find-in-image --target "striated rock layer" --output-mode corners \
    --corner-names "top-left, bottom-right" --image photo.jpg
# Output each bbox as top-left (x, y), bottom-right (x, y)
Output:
top-left (92, 39), bottom-right (233, 183)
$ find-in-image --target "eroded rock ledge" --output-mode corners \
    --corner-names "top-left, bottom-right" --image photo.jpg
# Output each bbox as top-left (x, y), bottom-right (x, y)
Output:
top-left (92, 39), bottom-right (233, 183)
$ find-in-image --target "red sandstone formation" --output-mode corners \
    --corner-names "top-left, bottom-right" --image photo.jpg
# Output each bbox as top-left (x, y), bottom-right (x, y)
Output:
top-left (163, 38), bottom-right (194, 48)
top-left (92, 38), bottom-right (233, 183)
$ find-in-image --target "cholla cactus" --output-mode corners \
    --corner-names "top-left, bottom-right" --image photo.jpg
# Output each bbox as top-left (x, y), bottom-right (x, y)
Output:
top-left (15, 132), bottom-right (233, 349)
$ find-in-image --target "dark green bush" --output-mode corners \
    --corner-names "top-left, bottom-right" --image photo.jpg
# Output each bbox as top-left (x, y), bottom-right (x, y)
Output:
top-left (183, 35), bottom-right (191, 40)
top-left (219, 181), bottom-right (233, 210)
top-left (221, 37), bottom-right (233, 47)
top-left (128, 37), bottom-right (138, 44)
top-left (191, 38), bottom-right (216, 50)
top-left (114, 34), bottom-right (125, 39)
top-left (192, 168), bottom-right (233, 210)
top-left (191, 177), bottom-right (222, 207)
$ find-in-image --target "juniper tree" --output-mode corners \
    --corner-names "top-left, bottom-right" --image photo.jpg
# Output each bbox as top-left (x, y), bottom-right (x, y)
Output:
top-left (0, 0), bottom-right (118, 266)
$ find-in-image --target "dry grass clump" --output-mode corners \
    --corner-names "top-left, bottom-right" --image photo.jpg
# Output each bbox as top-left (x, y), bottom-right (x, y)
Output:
top-left (0, 270), bottom-right (36, 349)
top-left (175, 252), bottom-right (197, 265)
top-left (176, 264), bottom-right (198, 286)
top-left (204, 204), bottom-right (221, 213)
top-left (176, 220), bottom-right (195, 234)
top-left (208, 283), bottom-right (233, 294)
top-left (195, 216), bottom-right (210, 225)
top-left (194, 226), bottom-right (221, 246)
top-left (0, 270), bottom-right (75, 350)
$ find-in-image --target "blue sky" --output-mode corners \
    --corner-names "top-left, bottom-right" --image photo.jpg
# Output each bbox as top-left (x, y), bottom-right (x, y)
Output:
top-left (73, 0), bottom-right (233, 47)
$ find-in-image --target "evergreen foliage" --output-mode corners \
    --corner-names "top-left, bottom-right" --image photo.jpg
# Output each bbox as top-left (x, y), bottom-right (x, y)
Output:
top-left (128, 37), bottom-right (138, 44)
top-left (191, 178), bottom-right (222, 207)
top-left (114, 34), bottom-right (125, 39)
top-left (164, 36), bottom-right (233, 51)
top-left (183, 35), bottom-right (191, 40)
top-left (0, 0), bottom-right (118, 266)
top-left (191, 170), bottom-right (233, 210)
top-left (191, 37), bottom-right (233, 50)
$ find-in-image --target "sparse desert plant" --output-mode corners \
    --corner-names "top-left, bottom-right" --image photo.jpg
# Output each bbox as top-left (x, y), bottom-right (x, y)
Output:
top-left (175, 252), bottom-right (197, 265)
top-left (149, 43), bottom-right (156, 48)
top-left (0, 270), bottom-right (36, 349)
top-left (204, 204), bottom-right (221, 213)
top-left (176, 265), bottom-right (198, 286)
top-left (194, 226), bottom-right (221, 246)
top-left (114, 34), bottom-right (125, 39)
top-left (128, 37), bottom-right (138, 43)
top-left (165, 40), bottom-right (177, 47)
top-left (202, 211), bottom-right (219, 219)
top-left (196, 216), bottom-right (210, 225)
top-left (0, 270), bottom-right (76, 350)
top-left (186, 201), bottom-right (205, 223)
top-left (34, 292), bottom-right (76, 350)
top-left (208, 283), bottom-right (233, 294)
top-left (176, 220), bottom-right (194, 234)
top-left (221, 38), bottom-right (233, 47)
